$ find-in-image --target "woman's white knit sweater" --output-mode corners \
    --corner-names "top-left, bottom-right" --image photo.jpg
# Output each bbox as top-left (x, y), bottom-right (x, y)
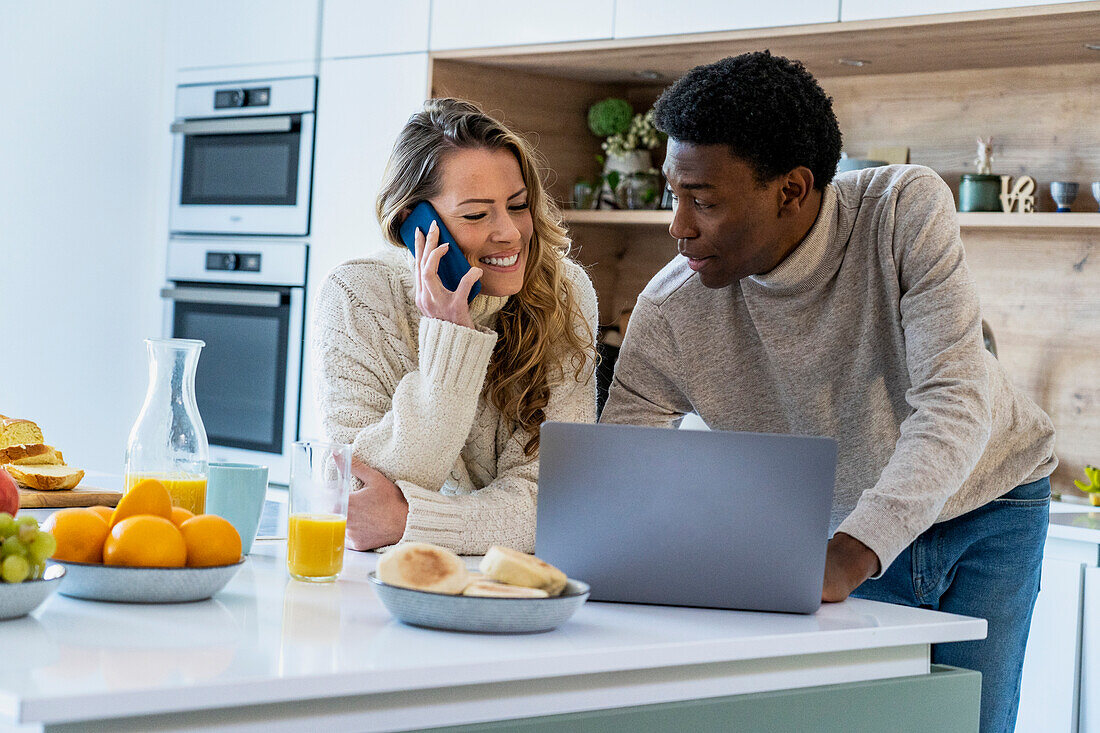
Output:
top-left (312, 246), bottom-right (598, 554)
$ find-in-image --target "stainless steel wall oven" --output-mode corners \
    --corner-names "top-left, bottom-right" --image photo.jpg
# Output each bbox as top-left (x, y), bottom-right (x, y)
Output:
top-left (170, 76), bottom-right (316, 236)
top-left (162, 239), bottom-right (306, 484)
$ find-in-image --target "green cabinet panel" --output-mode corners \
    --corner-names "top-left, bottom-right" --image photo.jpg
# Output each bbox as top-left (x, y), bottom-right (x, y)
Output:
top-left (428, 665), bottom-right (980, 733)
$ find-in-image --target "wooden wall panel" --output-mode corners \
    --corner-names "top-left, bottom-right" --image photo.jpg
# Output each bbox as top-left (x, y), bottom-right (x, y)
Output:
top-left (430, 60), bottom-right (622, 203)
top-left (825, 62), bottom-right (1100, 213)
top-left (963, 230), bottom-right (1099, 499)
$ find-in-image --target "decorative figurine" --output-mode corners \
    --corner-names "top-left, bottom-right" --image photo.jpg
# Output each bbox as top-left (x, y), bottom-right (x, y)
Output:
top-left (974, 137), bottom-right (994, 175)
top-left (959, 136), bottom-right (1001, 212)
top-left (1074, 464), bottom-right (1100, 506)
top-left (1092, 181), bottom-right (1100, 212)
top-left (1050, 181), bottom-right (1079, 212)
top-left (1000, 175), bottom-right (1036, 213)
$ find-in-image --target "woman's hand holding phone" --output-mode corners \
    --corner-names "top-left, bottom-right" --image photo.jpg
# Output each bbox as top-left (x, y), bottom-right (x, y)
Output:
top-left (413, 220), bottom-right (483, 329)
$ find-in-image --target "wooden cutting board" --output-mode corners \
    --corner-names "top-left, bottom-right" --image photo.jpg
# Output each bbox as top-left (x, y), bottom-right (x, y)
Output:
top-left (18, 486), bottom-right (123, 508)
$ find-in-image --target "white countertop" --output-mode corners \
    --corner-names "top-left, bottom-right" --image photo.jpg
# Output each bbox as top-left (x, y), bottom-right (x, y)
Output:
top-left (0, 541), bottom-right (985, 730)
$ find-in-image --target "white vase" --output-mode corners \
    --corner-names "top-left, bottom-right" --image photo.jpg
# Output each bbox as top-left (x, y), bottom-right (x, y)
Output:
top-left (600, 150), bottom-right (653, 208)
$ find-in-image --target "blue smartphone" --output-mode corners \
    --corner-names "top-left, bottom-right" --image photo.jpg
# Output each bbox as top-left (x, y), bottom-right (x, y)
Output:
top-left (399, 201), bottom-right (481, 303)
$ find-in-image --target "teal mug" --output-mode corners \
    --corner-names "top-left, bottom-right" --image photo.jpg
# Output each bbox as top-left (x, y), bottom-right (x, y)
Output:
top-left (205, 462), bottom-right (269, 554)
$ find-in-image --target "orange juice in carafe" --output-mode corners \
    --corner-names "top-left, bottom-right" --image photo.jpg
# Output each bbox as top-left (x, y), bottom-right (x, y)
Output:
top-left (287, 513), bottom-right (346, 581)
top-left (125, 473), bottom-right (208, 514)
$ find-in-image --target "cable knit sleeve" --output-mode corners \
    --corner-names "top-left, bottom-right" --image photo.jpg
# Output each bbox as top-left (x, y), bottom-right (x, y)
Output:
top-left (312, 263), bottom-right (497, 493)
top-left (390, 260), bottom-right (600, 554)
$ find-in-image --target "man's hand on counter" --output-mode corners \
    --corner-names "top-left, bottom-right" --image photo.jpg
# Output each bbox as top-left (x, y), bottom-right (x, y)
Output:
top-left (821, 532), bottom-right (881, 603)
top-left (346, 459), bottom-right (409, 551)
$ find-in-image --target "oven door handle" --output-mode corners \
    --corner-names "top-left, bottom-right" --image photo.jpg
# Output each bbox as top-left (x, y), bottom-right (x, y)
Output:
top-left (169, 116), bottom-right (293, 135)
top-left (160, 286), bottom-right (283, 308)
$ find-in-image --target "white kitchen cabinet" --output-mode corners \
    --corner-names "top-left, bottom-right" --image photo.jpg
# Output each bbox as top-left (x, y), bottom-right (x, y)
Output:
top-left (298, 53), bottom-right (430, 442)
top-left (614, 0), bottom-right (838, 39)
top-left (429, 0), bottom-right (614, 50)
top-left (1017, 556), bottom-right (1085, 733)
top-left (1082, 567), bottom-right (1100, 733)
top-left (841, 0), bottom-right (1074, 22)
top-left (321, 0), bottom-right (430, 59)
top-left (170, 0), bottom-right (320, 69)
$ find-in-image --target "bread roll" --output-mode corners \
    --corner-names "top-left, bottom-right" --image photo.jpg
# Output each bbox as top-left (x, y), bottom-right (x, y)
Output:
top-left (0, 443), bottom-right (64, 466)
top-left (462, 580), bottom-right (549, 598)
top-left (479, 546), bottom-right (568, 596)
top-left (0, 419), bottom-right (44, 450)
top-left (4, 464), bottom-right (84, 491)
top-left (376, 542), bottom-right (468, 595)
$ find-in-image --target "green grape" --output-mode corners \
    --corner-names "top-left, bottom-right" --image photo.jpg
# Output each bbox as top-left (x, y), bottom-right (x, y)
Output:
top-left (1, 554), bottom-right (29, 583)
top-left (29, 561), bottom-right (44, 580)
top-left (17, 523), bottom-right (37, 544)
top-left (28, 532), bottom-right (56, 562)
top-left (0, 514), bottom-right (15, 538)
top-left (16, 515), bottom-right (38, 529)
top-left (1, 536), bottom-right (27, 558)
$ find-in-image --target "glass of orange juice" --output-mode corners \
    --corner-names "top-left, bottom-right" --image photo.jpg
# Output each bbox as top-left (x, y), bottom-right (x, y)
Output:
top-left (287, 441), bottom-right (352, 582)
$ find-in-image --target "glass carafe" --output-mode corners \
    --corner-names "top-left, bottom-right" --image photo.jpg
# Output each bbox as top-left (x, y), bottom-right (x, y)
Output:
top-left (124, 338), bottom-right (210, 513)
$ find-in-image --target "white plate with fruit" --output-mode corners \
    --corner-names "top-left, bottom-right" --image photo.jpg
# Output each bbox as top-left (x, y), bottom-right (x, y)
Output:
top-left (44, 478), bottom-right (245, 603)
top-left (0, 506), bottom-right (66, 620)
top-left (369, 543), bottom-right (589, 633)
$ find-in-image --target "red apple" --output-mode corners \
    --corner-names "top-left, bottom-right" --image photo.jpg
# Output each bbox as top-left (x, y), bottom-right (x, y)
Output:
top-left (0, 468), bottom-right (18, 516)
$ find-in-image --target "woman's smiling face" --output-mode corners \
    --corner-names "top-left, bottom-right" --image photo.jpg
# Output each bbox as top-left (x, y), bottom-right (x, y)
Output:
top-left (429, 147), bottom-right (534, 298)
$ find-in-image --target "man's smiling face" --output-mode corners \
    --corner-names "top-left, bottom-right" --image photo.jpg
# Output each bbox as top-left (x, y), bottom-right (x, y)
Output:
top-left (663, 139), bottom-right (795, 289)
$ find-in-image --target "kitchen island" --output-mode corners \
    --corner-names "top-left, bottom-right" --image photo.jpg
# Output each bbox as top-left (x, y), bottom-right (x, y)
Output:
top-left (0, 542), bottom-right (985, 732)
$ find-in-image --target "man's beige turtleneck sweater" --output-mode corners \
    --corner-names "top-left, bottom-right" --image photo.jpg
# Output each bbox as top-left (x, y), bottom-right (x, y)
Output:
top-left (602, 165), bottom-right (1056, 575)
top-left (312, 246), bottom-right (598, 555)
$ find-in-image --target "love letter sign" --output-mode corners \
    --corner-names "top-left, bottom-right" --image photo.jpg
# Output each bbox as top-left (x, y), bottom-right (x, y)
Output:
top-left (999, 175), bottom-right (1036, 213)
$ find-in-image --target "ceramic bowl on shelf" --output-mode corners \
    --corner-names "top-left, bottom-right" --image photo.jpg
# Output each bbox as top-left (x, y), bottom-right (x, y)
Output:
top-left (368, 572), bottom-right (590, 633)
top-left (1050, 181), bottom-right (1078, 212)
top-left (0, 565), bottom-right (65, 620)
top-left (55, 559), bottom-right (244, 603)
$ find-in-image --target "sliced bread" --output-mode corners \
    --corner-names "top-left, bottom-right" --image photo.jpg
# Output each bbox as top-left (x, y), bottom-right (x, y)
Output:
top-left (0, 419), bottom-right (45, 450)
top-left (3, 464), bottom-right (84, 491)
top-left (0, 443), bottom-right (65, 466)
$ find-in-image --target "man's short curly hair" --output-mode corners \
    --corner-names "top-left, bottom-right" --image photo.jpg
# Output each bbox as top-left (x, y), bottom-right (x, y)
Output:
top-left (654, 51), bottom-right (842, 190)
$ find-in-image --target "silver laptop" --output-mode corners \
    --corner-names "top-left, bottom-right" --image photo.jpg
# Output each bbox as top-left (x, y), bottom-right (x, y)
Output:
top-left (536, 422), bottom-right (837, 614)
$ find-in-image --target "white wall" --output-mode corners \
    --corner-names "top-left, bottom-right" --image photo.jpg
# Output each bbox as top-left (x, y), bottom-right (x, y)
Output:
top-left (0, 1), bottom-right (175, 476)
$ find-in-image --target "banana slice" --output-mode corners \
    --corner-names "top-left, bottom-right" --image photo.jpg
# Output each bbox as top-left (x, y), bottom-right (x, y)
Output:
top-left (462, 580), bottom-right (549, 598)
top-left (377, 542), bottom-right (468, 595)
top-left (479, 545), bottom-right (568, 596)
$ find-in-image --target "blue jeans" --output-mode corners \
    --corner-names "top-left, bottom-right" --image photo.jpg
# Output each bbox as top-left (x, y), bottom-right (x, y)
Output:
top-left (851, 477), bottom-right (1050, 733)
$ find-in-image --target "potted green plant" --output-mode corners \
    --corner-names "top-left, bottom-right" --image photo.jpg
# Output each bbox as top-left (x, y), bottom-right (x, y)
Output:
top-left (1074, 464), bottom-right (1100, 506)
top-left (586, 99), bottom-right (665, 209)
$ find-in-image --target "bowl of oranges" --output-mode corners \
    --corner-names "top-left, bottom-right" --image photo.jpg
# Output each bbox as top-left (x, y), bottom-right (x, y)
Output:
top-left (44, 478), bottom-right (244, 603)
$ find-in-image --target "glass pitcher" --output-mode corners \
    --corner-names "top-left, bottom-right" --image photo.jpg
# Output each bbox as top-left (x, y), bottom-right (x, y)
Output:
top-left (124, 338), bottom-right (210, 513)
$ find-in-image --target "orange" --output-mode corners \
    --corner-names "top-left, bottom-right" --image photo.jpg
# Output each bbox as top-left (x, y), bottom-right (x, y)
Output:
top-left (179, 514), bottom-right (241, 567)
top-left (42, 508), bottom-right (110, 564)
top-left (111, 478), bottom-right (172, 528)
top-left (103, 516), bottom-right (186, 568)
top-left (88, 505), bottom-right (113, 523)
top-left (170, 506), bottom-right (195, 527)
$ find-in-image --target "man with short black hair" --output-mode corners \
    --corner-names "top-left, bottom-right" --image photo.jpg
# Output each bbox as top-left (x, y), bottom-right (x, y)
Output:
top-left (601, 51), bottom-right (1056, 733)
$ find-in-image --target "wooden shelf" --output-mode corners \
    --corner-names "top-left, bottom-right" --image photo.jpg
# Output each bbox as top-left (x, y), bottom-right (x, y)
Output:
top-left (956, 212), bottom-right (1100, 229)
top-left (562, 209), bottom-right (1100, 230)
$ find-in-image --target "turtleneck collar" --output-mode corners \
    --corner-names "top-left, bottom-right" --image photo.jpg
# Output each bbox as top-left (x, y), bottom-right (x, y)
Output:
top-left (746, 183), bottom-right (839, 295)
top-left (468, 291), bottom-right (510, 328)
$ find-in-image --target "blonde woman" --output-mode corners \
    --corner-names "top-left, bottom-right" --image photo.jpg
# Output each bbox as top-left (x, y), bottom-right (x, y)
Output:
top-left (312, 98), bottom-right (598, 554)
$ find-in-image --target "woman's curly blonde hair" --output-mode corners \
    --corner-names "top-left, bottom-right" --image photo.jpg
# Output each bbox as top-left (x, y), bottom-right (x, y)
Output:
top-left (376, 98), bottom-right (593, 456)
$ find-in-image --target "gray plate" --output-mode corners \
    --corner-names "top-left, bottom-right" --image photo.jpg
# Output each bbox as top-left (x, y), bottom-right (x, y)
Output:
top-left (368, 572), bottom-right (589, 633)
top-left (56, 560), bottom-right (244, 603)
top-left (0, 565), bottom-right (65, 620)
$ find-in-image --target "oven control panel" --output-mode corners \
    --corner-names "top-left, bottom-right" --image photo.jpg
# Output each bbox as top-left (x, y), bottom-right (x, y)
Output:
top-left (214, 86), bottom-right (271, 109)
top-left (206, 251), bottom-right (262, 272)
